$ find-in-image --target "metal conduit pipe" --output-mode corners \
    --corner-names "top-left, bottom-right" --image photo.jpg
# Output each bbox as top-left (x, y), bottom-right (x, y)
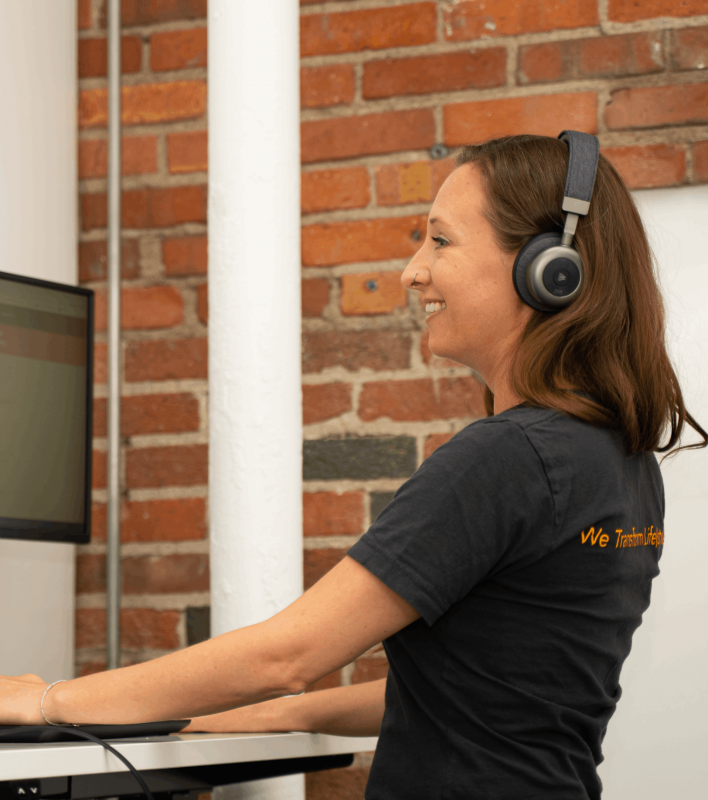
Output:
top-left (106, 0), bottom-right (122, 672)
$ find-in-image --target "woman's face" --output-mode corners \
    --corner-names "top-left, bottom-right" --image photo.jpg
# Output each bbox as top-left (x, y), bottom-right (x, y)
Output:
top-left (401, 164), bottom-right (532, 385)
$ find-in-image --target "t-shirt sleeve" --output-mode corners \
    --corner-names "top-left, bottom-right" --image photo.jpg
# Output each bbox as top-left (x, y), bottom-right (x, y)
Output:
top-left (347, 418), bottom-right (556, 625)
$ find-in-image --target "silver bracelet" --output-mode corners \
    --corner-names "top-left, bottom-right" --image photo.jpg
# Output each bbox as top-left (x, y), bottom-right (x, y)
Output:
top-left (41, 680), bottom-right (79, 727)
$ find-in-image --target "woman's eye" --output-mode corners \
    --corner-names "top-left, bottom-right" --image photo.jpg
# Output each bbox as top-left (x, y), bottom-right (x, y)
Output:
top-left (432, 236), bottom-right (448, 248)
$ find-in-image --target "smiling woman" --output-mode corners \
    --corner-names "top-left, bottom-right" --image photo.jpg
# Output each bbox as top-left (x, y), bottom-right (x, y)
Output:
top-left (2, 133), bottom-right (706, 800)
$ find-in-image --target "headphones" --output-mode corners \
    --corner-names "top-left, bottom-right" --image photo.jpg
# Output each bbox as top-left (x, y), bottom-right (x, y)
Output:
top-left (512, 130), bottom-right (600, 312)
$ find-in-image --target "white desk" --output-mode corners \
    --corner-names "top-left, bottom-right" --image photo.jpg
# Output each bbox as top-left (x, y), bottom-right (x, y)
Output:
top-left (0, 732), bottom-right (378, 798)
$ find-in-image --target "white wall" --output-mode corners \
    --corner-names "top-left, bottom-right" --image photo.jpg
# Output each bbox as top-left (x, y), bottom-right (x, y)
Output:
top-left (598, 184), bottom-right (708, 799)
top-left (0, 2), bottom-right (78, 681)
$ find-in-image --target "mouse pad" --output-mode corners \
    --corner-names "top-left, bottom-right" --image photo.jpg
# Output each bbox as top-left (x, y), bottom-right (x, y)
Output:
top-left (0, 720), bottom-right (191, 744)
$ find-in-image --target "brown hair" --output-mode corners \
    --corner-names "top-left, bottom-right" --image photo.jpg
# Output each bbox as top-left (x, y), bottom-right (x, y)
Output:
top-left (456, 135), bottom-right (707, 456)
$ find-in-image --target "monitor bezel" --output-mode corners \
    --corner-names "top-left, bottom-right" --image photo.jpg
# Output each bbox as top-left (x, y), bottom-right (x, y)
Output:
top-left (0, 270), bottom-right (94, 545)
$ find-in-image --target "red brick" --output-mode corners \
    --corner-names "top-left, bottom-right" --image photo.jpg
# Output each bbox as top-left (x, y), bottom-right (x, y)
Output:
top-left (303, 491), bottom-right (363, 536)
top-left (91, 503), bottom-right (107, 541)
top-left (694, 141), bottom-right (708, 183)
top-left (420, 329), bottom-right (468, 369)
top-left (76, 609), bottom-right (105, 648)
top-left (363, 49), bottom-right (506, 99)
top-left (78, 0), bottom-right (92, 29)
top-left (303, 384), bottom-right (352, 425)
top-left (341, 272), bottom-right (407, 316)
top-left (305, 671), bottom-right (342, 694)
top-left (306, 767), bottom-right (371, 800)
top-left (79, 81), bottom-right (206, 128)
top-left (518, 33), bottom-right (664, 84)
top-left (304, 548), bottom-right (347, 590)
top-left (80, 192), bottom-right (107, 231)
top-left (127, 286), bottom-right (184, 330)
top-left (94, 343), bottom-right (107, 384)
top-left (167, 131), bottom-right (207, 174)
top-left (606, 84), bottom-right (708, 130)
top-left (444, 92), bottom-right (597, 146)
top-left (602, 144), bottom-right (686, 189)
top-left (122, 186), bottom-right (207, 228)
top-left (93, 286), bottom-right (183, 331)
top-left (79, 238), bottom-right (140, 282)
top-left (302, 279), bottom-right (330, 317)
top-left (124, 338), bottom-right (208, 381)
top-left (77, 554), bottom-right (104, 593)
top-left (122, 609), bottom-right (181, 650)
top-left (376, 159), bottom-right (456, 206)
top-left (301, 3), bottom-right (437, 57)
top-left (79, 662), bottom-right (107, 678)
top-left (302, 109), bottom-right (435, 164)
top-left (444, 0), bottom-right (598, 42)
top-left (90, 498), bottom-right (207, 543)
top-left (424, 433), bottom-right (455, 460)
top-left (197, 284), bottom-right (208, 325)
top-left (352, 654), bottom-right (389, 684)
top-left (302, 215), bottom-right (426, 267)
top-left (151, 28), bottom-right (206, 71)
top-left (79, 136), bottom-right (158, 179)
top-left (301, 167), bottom-right (370, 214)
top-left (303, 331), bottom-right (411, 374)
top-left (123, 554), bottom-right (209, 594)
top-left (671, 27), bottom-right (708, 71)
top-left (580, 33), bottom-right (663, 77)
top-left (608, 0), bottom-right (707, 22)
top-left (518, 42), bottom-right (563, 83)
top-left (78, 36), bottom-right (142, 78)
top-left (359, 377), bottom-right (486, 422)
top-left (94, 393), bottom-right (200, 437)
top-left (122, 0), bottom-right (207, 26)
top-left (163, 235), bottom-right (208, 276)
top-left (93, 450), bottom-right (107, 489)
top-left (301, 65), bottom-right (355, 109)
top-left (93, 289), bottom-right (107, 331)
top-left (126, 444), bottom-right (208, 488)
top-left (81, 186), bottom-right (207, 231)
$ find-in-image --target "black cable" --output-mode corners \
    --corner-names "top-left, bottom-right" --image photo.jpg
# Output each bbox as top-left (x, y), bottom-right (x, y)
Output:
top-left (19, 727), bottom-right (154, 800)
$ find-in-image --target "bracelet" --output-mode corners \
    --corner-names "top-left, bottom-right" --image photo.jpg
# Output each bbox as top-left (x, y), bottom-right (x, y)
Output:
top-left (41, 680), bottom-right (80, 727)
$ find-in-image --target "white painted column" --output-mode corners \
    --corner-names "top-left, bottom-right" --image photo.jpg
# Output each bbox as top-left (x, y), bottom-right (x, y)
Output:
top-left (0, 2), bottom-right (77, 682)
top-left (208, 2), bottom-right (303, 799)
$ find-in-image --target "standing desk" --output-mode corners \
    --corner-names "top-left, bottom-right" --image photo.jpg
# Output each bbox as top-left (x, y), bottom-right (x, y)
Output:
top-left (0, 732), bottom-right (378, 799)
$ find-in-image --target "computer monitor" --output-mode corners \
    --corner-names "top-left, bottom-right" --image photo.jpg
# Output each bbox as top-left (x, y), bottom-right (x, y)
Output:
top-left (0, 270), bottom-right (94, 544)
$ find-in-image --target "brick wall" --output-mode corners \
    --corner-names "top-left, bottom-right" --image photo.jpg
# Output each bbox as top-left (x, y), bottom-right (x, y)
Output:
top-left (77, 0), bottom-right (209, 676)
top-left (77, 0), bottom-right (708, 797)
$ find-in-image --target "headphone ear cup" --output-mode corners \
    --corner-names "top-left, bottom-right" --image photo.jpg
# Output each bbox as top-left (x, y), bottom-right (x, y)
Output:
top-left (512, 232), bottom-right (563, 313)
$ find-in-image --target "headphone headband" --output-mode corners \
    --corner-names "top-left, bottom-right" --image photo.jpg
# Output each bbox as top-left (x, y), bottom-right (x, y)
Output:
top-left (557, 130), bottom-right (600, 216)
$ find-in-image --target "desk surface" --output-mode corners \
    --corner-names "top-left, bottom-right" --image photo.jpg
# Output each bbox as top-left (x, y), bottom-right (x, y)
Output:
top-left (0, 732), bottom-right (379, 781)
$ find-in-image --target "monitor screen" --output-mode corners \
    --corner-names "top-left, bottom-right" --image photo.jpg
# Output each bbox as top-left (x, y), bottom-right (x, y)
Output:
top-left (0, 271), bottom-right (94, 544)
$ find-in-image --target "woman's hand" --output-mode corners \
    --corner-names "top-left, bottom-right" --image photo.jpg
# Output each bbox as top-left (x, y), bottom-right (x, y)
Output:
top-left (0, 674), bottom-right (49, 726)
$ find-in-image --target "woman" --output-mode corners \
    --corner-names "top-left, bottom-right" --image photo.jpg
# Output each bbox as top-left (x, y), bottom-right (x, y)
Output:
top-left (3, 134), bottom-right (706, 799)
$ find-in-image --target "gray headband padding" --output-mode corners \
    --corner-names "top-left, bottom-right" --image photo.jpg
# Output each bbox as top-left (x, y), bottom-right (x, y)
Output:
top-left (558, 130), bottom-right (600, 216)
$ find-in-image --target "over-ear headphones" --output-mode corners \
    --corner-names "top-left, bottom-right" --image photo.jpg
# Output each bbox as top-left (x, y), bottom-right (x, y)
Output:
top-left (512, 130), bottom-right (600, 312)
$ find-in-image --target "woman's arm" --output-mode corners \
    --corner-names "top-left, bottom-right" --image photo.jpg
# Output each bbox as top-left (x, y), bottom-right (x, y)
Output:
top-left (183, 678), bottom-right (386, 737)
top-left (3, 556), bottom-right (418, 726)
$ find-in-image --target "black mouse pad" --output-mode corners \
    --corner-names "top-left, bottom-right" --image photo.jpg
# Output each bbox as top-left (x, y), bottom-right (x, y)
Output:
top-left (0, 720), bottom-right (191, 744)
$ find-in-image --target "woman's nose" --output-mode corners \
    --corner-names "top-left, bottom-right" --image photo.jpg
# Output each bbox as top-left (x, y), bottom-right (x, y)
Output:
top-left (401, 259), bottom-right (429, 290)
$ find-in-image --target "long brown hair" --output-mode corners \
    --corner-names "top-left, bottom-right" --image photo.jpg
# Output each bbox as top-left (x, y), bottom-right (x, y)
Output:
top-left (456, 135), bottom-right (707, 456)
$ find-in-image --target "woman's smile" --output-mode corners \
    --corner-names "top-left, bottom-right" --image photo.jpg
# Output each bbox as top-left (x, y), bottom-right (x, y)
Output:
top-left (425, 301), bottom-right (447, 316)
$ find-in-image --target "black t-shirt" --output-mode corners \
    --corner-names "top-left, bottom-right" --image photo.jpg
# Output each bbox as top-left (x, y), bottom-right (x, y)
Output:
top-left (347, 405), bottom-right (665, 800)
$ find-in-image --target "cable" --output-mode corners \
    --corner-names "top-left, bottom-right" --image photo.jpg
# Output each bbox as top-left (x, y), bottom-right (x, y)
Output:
top-left (19, 727), bottom-right (153, 800)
